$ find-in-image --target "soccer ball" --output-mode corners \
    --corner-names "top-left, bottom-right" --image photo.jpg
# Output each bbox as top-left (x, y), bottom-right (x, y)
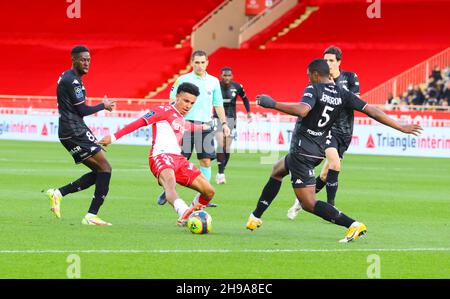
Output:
top-left (187, 210), bottom-right (212, 234)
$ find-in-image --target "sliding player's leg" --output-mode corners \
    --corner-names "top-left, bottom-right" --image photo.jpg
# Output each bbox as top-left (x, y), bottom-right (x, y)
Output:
top-left (157, 168), bottom-right (192, 225)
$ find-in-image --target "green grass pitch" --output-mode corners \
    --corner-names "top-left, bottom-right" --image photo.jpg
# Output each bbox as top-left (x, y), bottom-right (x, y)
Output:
top-left (0, 140), bottom-right (449, 278)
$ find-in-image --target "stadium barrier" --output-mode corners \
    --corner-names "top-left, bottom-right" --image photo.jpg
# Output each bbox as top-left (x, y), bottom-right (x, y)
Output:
top-left (1, 110), bottom-right (449, 158)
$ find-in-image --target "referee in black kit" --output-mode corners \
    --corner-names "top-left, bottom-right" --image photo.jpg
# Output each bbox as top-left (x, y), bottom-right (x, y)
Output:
top-left (45, 45), bottom-right (116, 226)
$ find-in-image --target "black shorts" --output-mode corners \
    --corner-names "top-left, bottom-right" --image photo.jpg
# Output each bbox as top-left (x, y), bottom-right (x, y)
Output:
top-left (60, 131), bottom-right (102, 164)
top-left (181, 121), bottom-right (216, 160)
top-left (324, 133), bottom-right (352, 159)
top-left (285, 153), bottom-right (323, 188)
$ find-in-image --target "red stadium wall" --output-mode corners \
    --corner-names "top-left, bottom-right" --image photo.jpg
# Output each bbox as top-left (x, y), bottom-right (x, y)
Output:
top-left (0, 0), bottom-right (223, 98)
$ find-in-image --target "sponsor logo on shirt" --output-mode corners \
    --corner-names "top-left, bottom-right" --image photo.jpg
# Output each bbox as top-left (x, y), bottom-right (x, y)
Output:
top-left (171, 119), bottom-right (184, 132)
top-left (144, 111), bottom-right (156, 119)
top-left (307, 129), bottom-right (324, 136)
top-left (70, 146), bottom-right (82, 156)
top-left (74, 86), bottom-right (83, 99)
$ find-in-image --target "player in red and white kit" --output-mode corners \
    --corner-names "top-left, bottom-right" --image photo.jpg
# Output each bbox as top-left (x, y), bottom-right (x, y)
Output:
top-left (99, 82), bottom-right (215, 226)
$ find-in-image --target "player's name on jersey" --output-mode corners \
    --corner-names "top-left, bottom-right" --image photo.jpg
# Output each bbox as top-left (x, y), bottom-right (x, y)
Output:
top-left (320, 93), bottom-right (342, 106)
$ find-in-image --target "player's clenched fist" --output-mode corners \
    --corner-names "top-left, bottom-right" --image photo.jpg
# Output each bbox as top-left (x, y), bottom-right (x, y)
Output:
top-left (256, 94), bottom-right (276, 109)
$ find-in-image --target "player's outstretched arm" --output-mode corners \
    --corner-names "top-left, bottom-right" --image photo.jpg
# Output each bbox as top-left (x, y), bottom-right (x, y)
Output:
top-left (256, 95), bottom-right (311, 118)
top-left (363, 105), bottom-right (423, 135)
top-left (74, 96), bottom-right (115, 117)
top-left (99, 118), bottom-right (148, 146)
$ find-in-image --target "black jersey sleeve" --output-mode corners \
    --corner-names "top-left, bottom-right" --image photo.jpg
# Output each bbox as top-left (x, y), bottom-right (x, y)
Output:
top-left (237, 84), bottom-right (251, 112)
top-left (75, 102), bottom-right (105, 117)
top-left (348, 72), bottom-right (360, 96)
top-left (299, 84), bottom-right (317, 109)
top-left (343, 89), bottom-right (367, 112)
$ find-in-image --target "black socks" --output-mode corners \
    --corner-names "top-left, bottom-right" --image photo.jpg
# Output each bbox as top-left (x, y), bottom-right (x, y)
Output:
top-left (315, 170), bottom-right (340, 206)
top-left (88, 172), bottom-right (111, 215)
top-left (252, 177), bottom-right (282, 218)
top-left (217, 152), bottom-right (231, 174)
top-left (315, 176), bottom-right (326, 193)
top-left (59, 172), bottom-right (97, 196)
top-left (313, 200), bottom-right (354, 228)
top-left (326, 170), bottom-right (339, 206)
top-left (217, 152), bottom-right (226, 174)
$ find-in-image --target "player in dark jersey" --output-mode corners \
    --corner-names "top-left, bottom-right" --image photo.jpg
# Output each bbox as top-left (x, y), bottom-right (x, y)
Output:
top-left (213, 67), bottom-right (252, 184)
top-left (246, 59), bottom-right (422, 242)
top-left (288, 46), bottom-right (360, 219)
top-left (45, 45), bottom-right (116, 226)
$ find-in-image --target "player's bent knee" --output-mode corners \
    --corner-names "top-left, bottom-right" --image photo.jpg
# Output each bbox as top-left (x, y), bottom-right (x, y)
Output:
top-left (199, 160), bottom-right (211, 168)
top-left (301, 200), bottom-right (315, 213)
top-left (201, 184), bottom-right (215, 200)
top-left (100, 161), bottom-right (112, 173)
top-left (206, 186), bottom-right (215, 200)
top-left (271, 164), bottom-right (287, 179)
top-left (328, 161), bottom-right (341, 172)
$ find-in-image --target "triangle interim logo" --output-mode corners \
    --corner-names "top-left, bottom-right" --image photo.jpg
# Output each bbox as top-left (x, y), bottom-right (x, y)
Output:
top-left (366, 134), bottom-right (375, 148)
top-left (41, 124), bottom-right (48, 136)
top-left (278, 131), bottom-right (285, 145)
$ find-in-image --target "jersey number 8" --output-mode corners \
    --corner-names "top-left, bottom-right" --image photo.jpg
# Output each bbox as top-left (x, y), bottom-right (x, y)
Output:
top-left (86, 131), bottom-right (96, 142)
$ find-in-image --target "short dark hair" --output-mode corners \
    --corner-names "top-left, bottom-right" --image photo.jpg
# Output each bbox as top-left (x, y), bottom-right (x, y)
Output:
top-left (71, 45), bottom-right (90, 57)
top-left (192, 50), bottom-right (208, 60)
top-left (308, 59), bottom-right (330, 77)
top-left (177, 82), bottom-right (200, 97)
top-left (323, 46), bottom-right (342, 61)
top-left (221, 66), bottom-right (232, 73)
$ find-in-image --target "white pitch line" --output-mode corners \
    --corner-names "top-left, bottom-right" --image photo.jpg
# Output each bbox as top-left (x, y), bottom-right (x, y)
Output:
top-left (0, 248), bottom-right (449, 254)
